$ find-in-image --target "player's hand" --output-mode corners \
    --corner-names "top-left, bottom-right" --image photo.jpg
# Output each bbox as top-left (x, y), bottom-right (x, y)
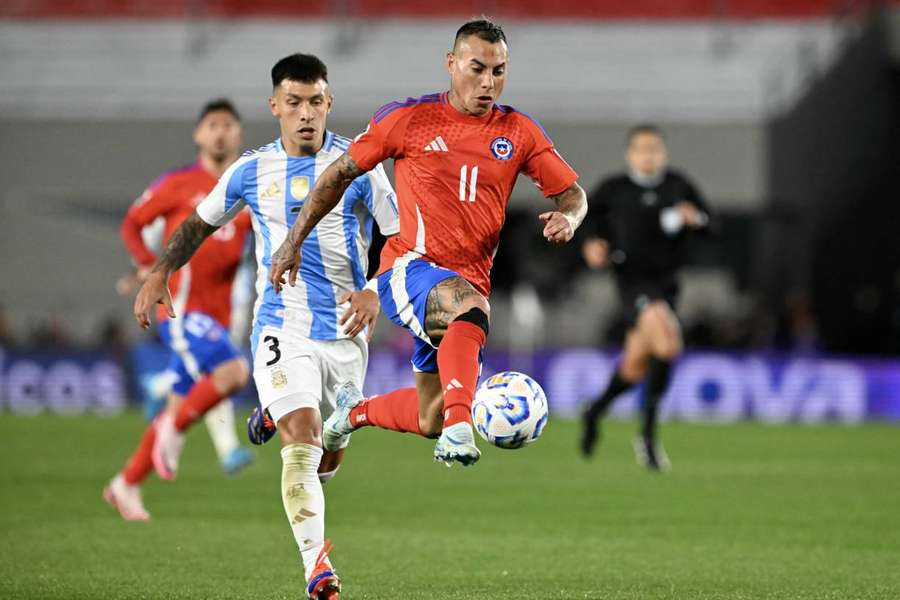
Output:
top-left (582, 238), bottom-right (609, 269)
top-left (270, 241), bottom-right (301, 294)
top-left (133, 270), bottom-right (175, 329)
top-left (675, 201), bottom-right (704, 228)
top-left (338, 289), bottom-right (380, 341)
top-left (539, 211), bottom-right (575, 244)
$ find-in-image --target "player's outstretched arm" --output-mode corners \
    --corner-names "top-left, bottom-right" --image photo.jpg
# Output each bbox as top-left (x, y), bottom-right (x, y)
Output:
top-left (133, 212), bottom-right (217, 329)
top-left (270, 152), bottom-right (366, 293)
top-left (539, 182), bottom-right (588, 244)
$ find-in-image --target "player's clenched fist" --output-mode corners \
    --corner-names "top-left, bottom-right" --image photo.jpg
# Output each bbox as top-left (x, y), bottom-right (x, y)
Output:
top-left (539, 211), bottom-right (576, 244)
top-left (133, 271), bottom-right (175, 329)
top-left (269, 241), bottom-right (301, 294)
top-left (339, 289), bottom-right (380, 341)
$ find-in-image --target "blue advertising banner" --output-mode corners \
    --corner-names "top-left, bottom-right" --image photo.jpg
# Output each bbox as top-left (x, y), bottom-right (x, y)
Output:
top-left (3, 344), bottom-right (899, 423)
top-left (0, 347), bottom-right (128, 416)
top-left (365, 349), bottom-right (899, 423)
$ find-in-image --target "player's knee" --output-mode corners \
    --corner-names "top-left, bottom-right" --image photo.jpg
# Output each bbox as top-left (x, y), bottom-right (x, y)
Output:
top-left (233, 358), bottom-right (251, 386)
top-left (452, 305), bottom-right (490, 337)
top-left (277, 408), bottom-right (322, 446)
top-left (213, 358), bottom-right (250, 394)
top-left (655, 338), bottom-right (682, 361)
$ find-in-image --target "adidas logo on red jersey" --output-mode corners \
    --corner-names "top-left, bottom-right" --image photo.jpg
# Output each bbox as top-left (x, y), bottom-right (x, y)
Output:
top-left (424, 136), bottom-right (449, 152)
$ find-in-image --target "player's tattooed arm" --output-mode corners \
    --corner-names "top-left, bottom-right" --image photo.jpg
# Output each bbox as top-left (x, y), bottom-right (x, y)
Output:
top-left (270, 152), bottom-right (366, 293)
top-left (133, 212), bottom-right (217, 329)
top-left (152, 213), bottom-right (217, 276)
top-left (539, 183), bottom-right (587, 244)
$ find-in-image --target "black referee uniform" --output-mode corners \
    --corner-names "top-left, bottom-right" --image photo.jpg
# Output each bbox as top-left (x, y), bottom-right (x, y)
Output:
top-left (585, 169), bottom-right (711, 326)
top-left (579, 167), bottom-right (712, 468)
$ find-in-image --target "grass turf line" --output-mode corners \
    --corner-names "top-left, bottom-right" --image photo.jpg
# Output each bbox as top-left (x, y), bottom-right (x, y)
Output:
top-left (1, 413), bottom-right (899, 599)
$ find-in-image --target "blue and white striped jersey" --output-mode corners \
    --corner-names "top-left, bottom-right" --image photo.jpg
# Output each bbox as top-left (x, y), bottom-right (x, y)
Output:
top-left (196, 132), bottom-right (399, 352)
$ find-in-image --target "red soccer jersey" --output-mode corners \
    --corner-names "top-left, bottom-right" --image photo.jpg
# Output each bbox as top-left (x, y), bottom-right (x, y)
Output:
top-left (348, 91), bottom-right (578, 296)
top-left (120, 161), bottom-right (252, 327)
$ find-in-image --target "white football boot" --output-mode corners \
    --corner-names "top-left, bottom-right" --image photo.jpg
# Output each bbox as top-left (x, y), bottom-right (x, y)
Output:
top-left (102, 474), bottom-right (150, 521)
top-left (433, 422), bottom-right (481, 467)
top-left (322, 382), bottom-right (361, 452)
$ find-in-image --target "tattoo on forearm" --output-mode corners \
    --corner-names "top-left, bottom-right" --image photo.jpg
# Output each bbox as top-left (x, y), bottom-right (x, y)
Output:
top-left (552, 183), bottom-right (588, 228)
top-left (287, 152), bottom-right (364, 248)
top-left (152, 213), bottom-right (217, 275)
top-left (424, 276), bottom-right (482, 339)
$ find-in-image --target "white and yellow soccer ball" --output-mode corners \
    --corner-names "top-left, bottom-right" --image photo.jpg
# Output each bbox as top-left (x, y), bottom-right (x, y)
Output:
top-left (471, 371), bottom-right (549, 449)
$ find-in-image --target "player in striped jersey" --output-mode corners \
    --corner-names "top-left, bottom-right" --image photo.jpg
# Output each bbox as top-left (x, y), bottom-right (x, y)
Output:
top-left (133, 54), bottom-right (398, 600)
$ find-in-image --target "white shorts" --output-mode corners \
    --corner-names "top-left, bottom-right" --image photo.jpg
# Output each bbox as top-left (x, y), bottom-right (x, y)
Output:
top-left (252, 327), bottom-right (368, 432)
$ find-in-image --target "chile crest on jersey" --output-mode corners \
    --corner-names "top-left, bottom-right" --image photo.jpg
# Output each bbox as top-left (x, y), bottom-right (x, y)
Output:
top-left (490, 136), bottom-right (514, 161)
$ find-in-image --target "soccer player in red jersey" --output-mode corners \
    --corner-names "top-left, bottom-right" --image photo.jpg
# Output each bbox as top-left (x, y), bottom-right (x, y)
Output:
top-left (104, 100), bottom-right (253, 520)
top-left (270, 19), bottom-right (588, 467)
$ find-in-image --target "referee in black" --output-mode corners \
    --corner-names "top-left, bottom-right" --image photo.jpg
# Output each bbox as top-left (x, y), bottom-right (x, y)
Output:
top-left (579, 124), bottom-right (712, 471)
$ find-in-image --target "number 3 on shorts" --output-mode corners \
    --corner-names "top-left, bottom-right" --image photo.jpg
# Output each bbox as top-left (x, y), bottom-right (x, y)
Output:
top-left (264, 335), bottom-right (281, 366)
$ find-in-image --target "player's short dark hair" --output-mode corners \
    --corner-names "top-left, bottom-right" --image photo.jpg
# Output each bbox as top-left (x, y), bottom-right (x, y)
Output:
top-left (198, 98), bottom-right (240, 123)
top-left (454, 18), bottom-right (507, 50)
top-left (626, 124), bottom-right (665, 145)
top-left (271, 53), bottom-right (329, 88)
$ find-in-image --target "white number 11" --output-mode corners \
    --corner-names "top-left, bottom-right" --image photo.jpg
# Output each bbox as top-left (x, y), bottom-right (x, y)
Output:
top-left (459, 164), bottom-right (478, 203)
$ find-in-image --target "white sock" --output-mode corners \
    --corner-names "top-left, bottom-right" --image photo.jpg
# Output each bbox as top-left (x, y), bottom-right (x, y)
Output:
top-left (281, 443), bottom-right (327, 581)
top-left (204, 399), bottom-right (240, 461)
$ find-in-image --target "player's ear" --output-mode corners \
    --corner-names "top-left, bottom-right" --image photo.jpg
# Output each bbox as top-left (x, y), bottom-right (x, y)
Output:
top-left (268, 94), bottom-right (279, 118)
top-left (446, 51), bottom-right (455, 75)
top-left (326, 93), bottom-right (334, 114)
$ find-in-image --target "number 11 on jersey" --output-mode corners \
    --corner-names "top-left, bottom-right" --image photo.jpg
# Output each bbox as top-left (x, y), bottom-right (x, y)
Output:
top-left (459, 164), bottom-right (478, 203)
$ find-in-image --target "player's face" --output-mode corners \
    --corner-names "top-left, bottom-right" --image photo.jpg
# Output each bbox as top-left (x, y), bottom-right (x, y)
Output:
top-left (269, 79), bottom-right (333, 156)
top-left (193, 110), bottom-right (242, 162)
top-left (626, 133), bottom-right (668, 177)
top-left (447, 36), bottom-right (508, 116)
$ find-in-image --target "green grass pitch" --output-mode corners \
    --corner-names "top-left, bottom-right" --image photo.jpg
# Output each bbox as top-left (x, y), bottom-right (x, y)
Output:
top-left (1, 413), bottom-right (899, 599)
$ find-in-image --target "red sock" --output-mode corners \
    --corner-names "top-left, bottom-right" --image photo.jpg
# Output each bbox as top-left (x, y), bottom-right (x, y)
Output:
top-left (174, 377), bottom-right (224, 431)
top-left (349, 388), bottom-right (422, 435)
top-left (438, 320), bottom-right (486, 427)
top-left (122, 421), bottom-right (156, 485)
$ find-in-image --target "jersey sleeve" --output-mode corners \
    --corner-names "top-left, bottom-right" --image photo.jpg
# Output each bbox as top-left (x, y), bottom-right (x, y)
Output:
top-left (196, 157), bottom-right (251, 227)
top-left (520, 115), bottom-right (579, 198)
top-left (347, 103), bottom-right (412, 172)
top-left (363, 163), bottom-right (400, 236)
top-left (120, 176), bottom-right (179, 266)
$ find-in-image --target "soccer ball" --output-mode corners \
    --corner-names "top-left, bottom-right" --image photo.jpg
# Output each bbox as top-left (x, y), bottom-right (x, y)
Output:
top-left (471, 371), bottom-right (549, 449)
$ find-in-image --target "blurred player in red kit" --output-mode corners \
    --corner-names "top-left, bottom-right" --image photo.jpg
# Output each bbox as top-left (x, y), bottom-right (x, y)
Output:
top-left (104, 99), bottom-right (253, 520)
top-left (270, 19), bottom-right (588, 467)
